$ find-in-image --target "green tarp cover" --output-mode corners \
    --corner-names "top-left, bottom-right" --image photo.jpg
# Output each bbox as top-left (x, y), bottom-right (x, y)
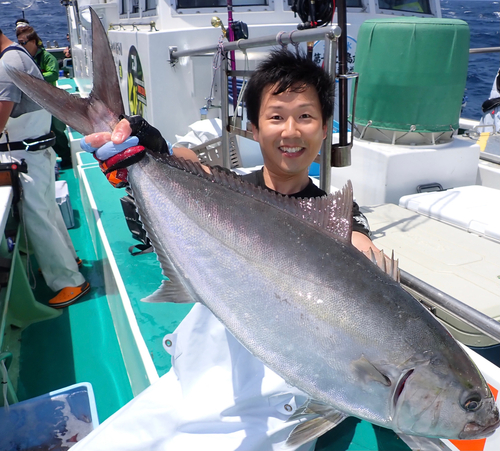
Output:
top-left (353, 18), bottom-right (470, 133)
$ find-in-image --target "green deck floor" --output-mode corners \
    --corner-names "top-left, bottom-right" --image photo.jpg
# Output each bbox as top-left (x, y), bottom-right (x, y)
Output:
top-left (17, 166), bottom-right (134, 422)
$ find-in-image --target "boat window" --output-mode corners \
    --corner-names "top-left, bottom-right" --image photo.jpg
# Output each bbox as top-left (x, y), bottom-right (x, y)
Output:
top-left (120, 0), bottom-right (158, 15)
top-left (145, 0), bottom-right (157, 10)
top-left (177, 0), bottom-right (267, 8)
top-left (286, 0), bottom-right (363, 8)
top-left (378, 0), bottom-right (431, 14)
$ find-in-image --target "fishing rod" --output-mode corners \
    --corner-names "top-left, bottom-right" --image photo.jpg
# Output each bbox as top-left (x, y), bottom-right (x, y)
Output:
top-left (226, 0), bottom-right (238, 113)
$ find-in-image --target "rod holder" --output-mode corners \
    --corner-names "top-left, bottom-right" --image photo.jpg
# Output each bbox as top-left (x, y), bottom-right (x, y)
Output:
top-left (331, 143), bottom-right (352, 167)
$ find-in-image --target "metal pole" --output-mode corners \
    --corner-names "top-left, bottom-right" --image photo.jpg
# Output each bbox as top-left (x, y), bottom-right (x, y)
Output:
top-left (401, 270), bottom-right (500, 343)
top-left (336, 0), bottom-right (349, 147)
top-left (319, 35), bottom-right (336, 193)
top-left (170, 26), bottom-right (341, 60)
top-left (469, 47), bottom-right (500, 54)
top-left (227, 0), bottom-right (238, 111)
top-left (220, 55), bottom-right (230, 168)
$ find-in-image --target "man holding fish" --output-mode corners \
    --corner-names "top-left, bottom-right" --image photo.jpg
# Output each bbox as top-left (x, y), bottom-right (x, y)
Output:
top-left (69, 49), bottom-right (498, 450)
top-left (4, 10), bottom-right (498, 448)
top-left (72, 49), bottom-right (382, 450)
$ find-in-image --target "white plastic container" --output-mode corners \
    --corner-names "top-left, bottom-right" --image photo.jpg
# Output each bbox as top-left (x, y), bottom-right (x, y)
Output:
top-left (399, 185), bottom-right (500, 242)
top-left (55, 180), bottom-right (75, 229)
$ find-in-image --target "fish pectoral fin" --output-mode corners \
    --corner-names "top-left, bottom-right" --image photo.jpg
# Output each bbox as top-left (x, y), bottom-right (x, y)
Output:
top-left (285, 401), bottom-right (348, 449)
top-left (351, 355), bottom-right (392, 387)
top-left (142, 279), bottom-right (196, 304)
top-left (362, 248), bottom-right (400, 283)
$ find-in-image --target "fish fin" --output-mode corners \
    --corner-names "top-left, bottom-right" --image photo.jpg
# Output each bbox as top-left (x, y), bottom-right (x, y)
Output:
top-left (351, 355), bottom-right (392, 387)
top-left (284, 400), bottom-right (348, 449)
top-left (3, 7), bottom-right (123, 135)
top-left (142, 279), bottom-right (196, 304)
top-left (153, 154), bottom-right (354, 243)
top-left (362, 248), bottom-right (400, 283)
top-left (88, 8), bottom-right (125, 120)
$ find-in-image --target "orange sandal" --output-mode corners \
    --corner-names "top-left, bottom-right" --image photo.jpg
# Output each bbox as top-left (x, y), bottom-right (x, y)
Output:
top-left (49, 281), bottom-right (91, 309)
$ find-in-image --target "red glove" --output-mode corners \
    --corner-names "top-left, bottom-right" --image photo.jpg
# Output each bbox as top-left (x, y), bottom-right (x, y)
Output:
top-left (96, 145), bottom-right (146, 188)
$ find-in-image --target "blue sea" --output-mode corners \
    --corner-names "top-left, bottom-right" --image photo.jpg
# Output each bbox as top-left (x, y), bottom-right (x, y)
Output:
top-left (1, 0), bottom-right (499, 119)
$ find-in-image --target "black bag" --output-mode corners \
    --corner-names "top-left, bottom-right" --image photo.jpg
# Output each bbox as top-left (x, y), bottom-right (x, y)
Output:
top-left (120, 193), bottom-right (153, 255)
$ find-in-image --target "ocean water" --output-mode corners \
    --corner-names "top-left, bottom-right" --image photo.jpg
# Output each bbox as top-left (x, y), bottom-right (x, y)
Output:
top-left (1, 0), bottom-right (498, 119)
top-left (0, 0), bottom-right (70, 47)
top-left (441, 0), bottom-right (500, 119)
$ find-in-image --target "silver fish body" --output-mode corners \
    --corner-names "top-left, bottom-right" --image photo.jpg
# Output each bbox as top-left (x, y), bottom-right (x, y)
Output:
top-left (128, 153), bottom-right (499, 440)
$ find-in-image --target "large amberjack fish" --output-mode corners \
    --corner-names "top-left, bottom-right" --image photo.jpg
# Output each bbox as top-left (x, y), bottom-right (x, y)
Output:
top-left (5, 7), bottom-right (499, 448)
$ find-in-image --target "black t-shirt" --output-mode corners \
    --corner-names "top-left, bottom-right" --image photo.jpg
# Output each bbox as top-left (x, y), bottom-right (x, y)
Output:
top-left (215, 166), bottom-right (371, 237)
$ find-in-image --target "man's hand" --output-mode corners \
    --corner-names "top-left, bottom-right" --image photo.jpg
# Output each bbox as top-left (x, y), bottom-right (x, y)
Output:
top-left (80, 117), bottom-right (171, 188)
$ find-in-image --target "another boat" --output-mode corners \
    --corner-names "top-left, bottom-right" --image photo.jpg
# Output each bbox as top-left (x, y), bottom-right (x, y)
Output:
top-left (1, 0), bottom-right (500, 450)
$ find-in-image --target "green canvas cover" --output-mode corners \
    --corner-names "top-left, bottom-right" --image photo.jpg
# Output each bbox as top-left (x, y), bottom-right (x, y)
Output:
top-left (353, 18), bottom-right (470, 133)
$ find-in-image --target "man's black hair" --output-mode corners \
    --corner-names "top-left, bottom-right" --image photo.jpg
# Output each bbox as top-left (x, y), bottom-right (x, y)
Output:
top-left (244, 49), bottom-right (334, 128)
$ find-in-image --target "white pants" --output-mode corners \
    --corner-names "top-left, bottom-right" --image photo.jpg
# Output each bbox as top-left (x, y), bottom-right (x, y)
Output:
top-left (1, 147), bottom-right (84, 291)
top-left (72, 304), bottom-right (317, 451)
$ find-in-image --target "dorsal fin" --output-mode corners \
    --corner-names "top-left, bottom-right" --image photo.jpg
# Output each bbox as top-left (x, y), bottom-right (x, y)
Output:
top-left (362, 248), bottom-right (400, 282)
top-left (152, 152), bottom-right (354, 243)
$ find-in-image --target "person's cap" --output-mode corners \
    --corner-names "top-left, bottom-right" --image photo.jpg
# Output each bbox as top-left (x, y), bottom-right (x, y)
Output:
top-left (15, 18), bottom-right (30, 28)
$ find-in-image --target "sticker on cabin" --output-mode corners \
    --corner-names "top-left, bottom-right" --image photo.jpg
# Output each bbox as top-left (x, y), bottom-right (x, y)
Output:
top-left (312, 35), bottom-right (357, 73)
top-left (127, 46), bottom-right (147, 116)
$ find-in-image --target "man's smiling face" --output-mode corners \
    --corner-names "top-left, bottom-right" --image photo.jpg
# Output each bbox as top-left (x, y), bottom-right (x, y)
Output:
top-left (251, 83), bottom-right (327, 180)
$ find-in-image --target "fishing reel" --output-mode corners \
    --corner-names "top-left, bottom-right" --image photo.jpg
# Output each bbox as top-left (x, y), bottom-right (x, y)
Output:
top-left (291, 0), bottom-right (334, 29)
top-left (211, 17), bottom-right (248, 41)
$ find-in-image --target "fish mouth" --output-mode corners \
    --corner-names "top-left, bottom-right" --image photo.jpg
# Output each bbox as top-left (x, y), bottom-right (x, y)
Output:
top-left (459, 417), bottom-right (500, 439)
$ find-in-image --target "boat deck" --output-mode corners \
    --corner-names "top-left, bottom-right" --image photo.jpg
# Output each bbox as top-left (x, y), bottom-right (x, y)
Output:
top-left (362, 202), bottom-right (500, 358)
top-left (13, 164), bottom-right (134, 422)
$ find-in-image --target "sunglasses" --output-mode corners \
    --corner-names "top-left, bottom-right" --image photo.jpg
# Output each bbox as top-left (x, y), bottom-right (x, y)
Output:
top-left (18, 40), bottom-right (30, 46)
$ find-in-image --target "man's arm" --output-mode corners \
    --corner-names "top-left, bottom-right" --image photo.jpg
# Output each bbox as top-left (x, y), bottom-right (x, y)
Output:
top-left (0, 100), bottom-right (15, 134)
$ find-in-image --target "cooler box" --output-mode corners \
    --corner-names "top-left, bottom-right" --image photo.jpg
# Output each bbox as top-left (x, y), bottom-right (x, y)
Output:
top-left (56, 180), bottom-right (75, 229)
top-left (399, 185), bottom-right (500, 242)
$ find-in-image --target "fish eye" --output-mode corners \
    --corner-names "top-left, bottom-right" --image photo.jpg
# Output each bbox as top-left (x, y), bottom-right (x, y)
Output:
top-left (463, 394), bottom-right (482, 412)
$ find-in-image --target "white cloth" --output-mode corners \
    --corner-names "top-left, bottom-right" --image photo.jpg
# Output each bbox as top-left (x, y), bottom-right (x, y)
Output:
top-left (479, 105), bottom-right (500, 134)
top-left (479, 69), bottom-right (500, 134)
top-left (72, 304), bottom-right (317, 451)
top-left (174, 118), bottom-right (223, 149)
top-left (488, 69), bottom-right (500, 101)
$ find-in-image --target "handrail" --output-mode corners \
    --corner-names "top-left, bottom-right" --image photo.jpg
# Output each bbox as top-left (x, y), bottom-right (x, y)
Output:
top-left (400, 270), bottom-right (500, 343)
top-left (169, 26), bottom-right (341, 60)
top-left (470, 47), bottom-right (500, 54)
top-left (480, 152), bottom-right (500, 165)
top-left (170, 27), bottom-right (340, 182)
